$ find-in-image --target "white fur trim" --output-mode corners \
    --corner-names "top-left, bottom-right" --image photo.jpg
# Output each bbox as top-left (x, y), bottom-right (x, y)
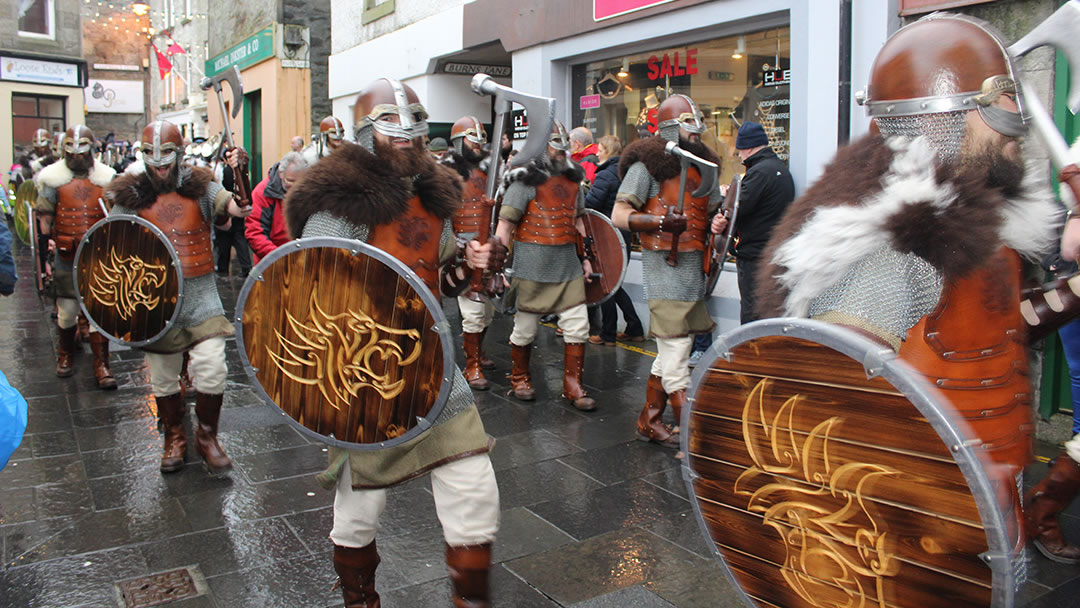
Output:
top-left (125, 160), bottom-right (146, 176)
top-left (774, 137), bottom-right (953, 317)
top-left (34, 159), bottom-right (114, 188)
top-left (88, 161), bottom-right (115, 187)
top-left (998, 161), bottom-right (1062, 261)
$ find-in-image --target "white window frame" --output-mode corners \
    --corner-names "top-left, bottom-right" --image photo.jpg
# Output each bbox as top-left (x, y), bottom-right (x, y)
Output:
top-left (17, 0), bottom-right (56, 40)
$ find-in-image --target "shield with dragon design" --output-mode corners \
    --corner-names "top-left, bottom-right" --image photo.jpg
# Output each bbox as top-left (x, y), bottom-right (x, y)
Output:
top-left (74, 215), bottom-right (183, 347)
top-left (683, 318), bottom-right (1022, 608)
top-left (235, 237), bottom-right (455, 450)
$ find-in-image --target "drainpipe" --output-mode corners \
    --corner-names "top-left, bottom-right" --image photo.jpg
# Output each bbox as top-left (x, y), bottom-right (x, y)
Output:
top-left (837, 0), bottom-right (853, 145)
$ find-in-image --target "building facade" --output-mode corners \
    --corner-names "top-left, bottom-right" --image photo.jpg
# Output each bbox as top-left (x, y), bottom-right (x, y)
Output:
top-left (147, 0), bottom-right (211, 144)
top-left (81, 1), bottom-right (153, 148)
top-left (205, 0), bottom-right (331, 182)
top-left (1, 0), bottom-right (87, 179)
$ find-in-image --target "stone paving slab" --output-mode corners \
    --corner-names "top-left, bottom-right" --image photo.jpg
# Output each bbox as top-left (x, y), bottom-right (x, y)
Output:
top-left (2, 240), bottom-right (1080, 607)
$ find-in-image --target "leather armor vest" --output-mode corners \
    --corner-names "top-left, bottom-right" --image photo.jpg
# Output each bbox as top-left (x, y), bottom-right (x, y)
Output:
top-left (898, 248), bottom-right (1032, 475)
top-left (640, 168), bottom-right (708, 252)
top-left (137, 192), bottom-right (214, 278)
top-left (452, 168), bottom-right (489, 236)
top-left (55, 178), bottom-right (106, 260)
top-left (515, 175), bottom-right (579, 246)
top-left (368, 195), bottom-right (442, 293)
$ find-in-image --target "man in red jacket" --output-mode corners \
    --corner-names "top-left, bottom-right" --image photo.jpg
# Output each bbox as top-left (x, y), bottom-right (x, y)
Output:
top-left (245, 151), bottom-right (309, 264)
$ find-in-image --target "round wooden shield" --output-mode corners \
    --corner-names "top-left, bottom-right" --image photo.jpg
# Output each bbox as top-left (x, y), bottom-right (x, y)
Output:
top-left (683, 318), bottom-right (1020, 608)
top-left (706, 173), bottom-right (741, 296)
top-left (13, 181), bottom-right (37, 245)
top-left (74, 216), bottom-right (183, 346)
top-left (582, 209), bottom-right (628, 307)
top-left (235, 238), bottom-right (456, 450)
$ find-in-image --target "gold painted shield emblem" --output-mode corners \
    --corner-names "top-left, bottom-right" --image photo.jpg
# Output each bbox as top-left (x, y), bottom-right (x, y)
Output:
top-left (684, 319), bottom-right (1021, 608)
top-left (236, 238), bottom-right (453, 449)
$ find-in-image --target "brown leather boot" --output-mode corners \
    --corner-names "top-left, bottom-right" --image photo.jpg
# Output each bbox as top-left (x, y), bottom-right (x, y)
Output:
top-left (156, 392), bottom-right (187, 473)
top-left (55, 325), bottom-right (76, 377)
top-left (446, 543), bottom-right (491, 608)
top-left (637, 375), bottom-right (678, 448)
top-left (462, 332), bottom-right (490, 391)
top-left (668, 389), bottom-right (686, 435)
top-left (508, 343), bottom-right (535, 401)
top-left (333, 542), bottom-right (381, 608)
top-left (76, 314), bottom-right (90, 344)
top-left (478, 328), bottom-right (495, 370)
top-left (194, 393), bottom-right (232, 472)
top-left (562, 343), bottom-right (596, 411)
top-left (1026, 450), bottom-right (1080, 564)
top-left (89, 333), bottom-right (118, 390)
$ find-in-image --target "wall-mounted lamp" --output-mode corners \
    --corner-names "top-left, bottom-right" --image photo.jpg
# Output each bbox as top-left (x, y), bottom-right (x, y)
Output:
top-left (617, 59), bottom-right (629, 78)
top-left (732, 36), bottom-right (746, 60)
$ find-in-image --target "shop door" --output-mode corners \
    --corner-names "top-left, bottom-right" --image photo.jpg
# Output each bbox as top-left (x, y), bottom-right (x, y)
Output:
top-left (243, 90), bottom-right (263, 183)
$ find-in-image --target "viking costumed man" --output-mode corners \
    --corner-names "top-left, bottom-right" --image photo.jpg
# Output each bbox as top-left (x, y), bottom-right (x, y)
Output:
top-left (301, 115), bottom-right (346, 166)
top-left (612, 95), bottom-right (721, 448)
top-left (754, 14), bottom-right (1065, 561)
top-left (23, 128), bottom-right (57, 178)
top-left (442, 115), bottom-right (498, 390)
top-left (34, 125), bottom-right (118, 390)
top-left (493, 120), bottom-right (597, 411)
top-left (104, 120), bottom-right (250, 474)
top-left (284, 77), bottom-right (502, 608)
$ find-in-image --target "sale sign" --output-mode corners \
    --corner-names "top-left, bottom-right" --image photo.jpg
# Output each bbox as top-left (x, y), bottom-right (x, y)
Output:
top-left (594, 0), bottom-right (676, 21)
top-left (580, 94), bottom-right (602, 110)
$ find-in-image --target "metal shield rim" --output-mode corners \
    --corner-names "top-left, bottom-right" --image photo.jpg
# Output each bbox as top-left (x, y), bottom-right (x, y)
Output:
top-left (682, 317), bottom-right (1016, 608)
top-left (14, 197), bottom-right (31, 245)
top-left (73, 215), bottom-right (186, 348)
top-left (27, 203), bottom-right (41, 293)
top-left (583, 209), bottom-right (628, 307)
top-left (234, 236), bottom-right (457, 451)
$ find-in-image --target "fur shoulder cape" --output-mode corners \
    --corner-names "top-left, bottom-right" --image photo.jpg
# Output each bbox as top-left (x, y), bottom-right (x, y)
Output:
top-left (285, 142), bottom-right (462, 238)
top-left (104, 164), bottom-right (214, 211)
top-left (755, 133), bottom-right (1062, 318)
top-left (618, 135), bottom-right (721, 182)
top-left (440, 150), bottom-right (477, 182)
top-left (500, 154), bottom-right (585, 193)
top-left (37, 159), bottom-right (115, 189)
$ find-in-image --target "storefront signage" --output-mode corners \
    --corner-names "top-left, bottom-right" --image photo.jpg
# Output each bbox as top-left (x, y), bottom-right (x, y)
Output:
top-left (647, 49), bottom-right (698, 81)
top-left (512, 108), bottom-right (529, 141)
top-left (1, 55), bottom-right (80, 87)
top-left (93, 63), bottom-right (141, 72)
top-left (762, 69), bottom-right (791, 87)
top-left (594, 0), bottom-right (676, 21)
top-left (580, 94), bottom-right (601, 110)
top-left (708, 71), bottom-right (734, 81)
top-left (898, 0), bottom-right (994, 16)
top-left (205, 26), bottom-right (275, 79)
top-left (85, 79), bottom-right (145, 114)
top-left (441, 63), bottom-right (511, 78)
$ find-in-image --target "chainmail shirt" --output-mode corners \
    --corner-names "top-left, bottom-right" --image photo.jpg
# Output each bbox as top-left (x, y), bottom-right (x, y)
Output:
top-left (300, 210), bottom-right (474, 427)
top-left (808, 246), bottom-right (943, 347)
top-left (110, 180), bottom-right (228, 329)
top-left (503, 181), bottom-right (584, 283)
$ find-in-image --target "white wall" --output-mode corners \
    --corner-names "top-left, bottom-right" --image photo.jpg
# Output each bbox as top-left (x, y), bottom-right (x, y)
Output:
top-left (332, 0), bottom-right (470, 55)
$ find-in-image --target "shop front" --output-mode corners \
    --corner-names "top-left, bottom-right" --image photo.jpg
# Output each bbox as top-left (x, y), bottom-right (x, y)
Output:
top-left (1, 53), bottom-right (87, 182)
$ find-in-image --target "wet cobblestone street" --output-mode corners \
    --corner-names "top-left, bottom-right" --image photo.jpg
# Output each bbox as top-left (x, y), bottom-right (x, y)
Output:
top-left (2, 242), bottom-right (1080, 607)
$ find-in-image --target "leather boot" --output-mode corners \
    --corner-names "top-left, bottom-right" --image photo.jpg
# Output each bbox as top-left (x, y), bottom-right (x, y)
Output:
top-left (194, 393), bottom-right (232, 472)
top-left (89, 333), bottom-right (118, 390)
top-left (446, 543), bottom-right (491, 608)
top-left (508, 343), bottom-right (535, 401)
top-left (156, 392), bottom-right (187, 473)
top-left (478, 328), bottom-right (495, 370)
top-left (76, 314), bottom-right (90, 344)
top-left (55, 325), bottom-right (76, 378)
top-left (462, 332), bottom-right (490, 391)
top-left (562, 343), bottom-right (596, 411)
top-left (668, 389), bottom-right (686, 435)
top-left (333, 542), bottom-right (381, 608)
top-left (637, 375), bottom-right (678, 448)
top-left (1026, 450), bottom-right (1080, 564)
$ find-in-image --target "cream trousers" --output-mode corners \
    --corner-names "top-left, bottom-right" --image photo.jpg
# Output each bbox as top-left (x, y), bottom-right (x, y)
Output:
top-left (145, 336), bottom-right (228, 396)
top-left (330, 453), bottom-right (500, 548)
top-left (457, 295), bottom-right (494, 334)
top-left (651, 336), bottom-right (693, 394)
top-left (56, 297), bottom-right (94, 331)
top-left (509, 303), bottom-right (589, 346)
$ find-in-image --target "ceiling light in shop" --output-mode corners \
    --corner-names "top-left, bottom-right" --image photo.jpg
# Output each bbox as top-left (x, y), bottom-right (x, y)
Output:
top-left (618, 59), bottom-right (629, 78)
top-left (732, 36), bottom-right (746, 60)
top-left (131, 0), bottom-right (149, 15)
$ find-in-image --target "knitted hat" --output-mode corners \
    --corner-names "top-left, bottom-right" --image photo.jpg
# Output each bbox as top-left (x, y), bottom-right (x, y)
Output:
top-left (735, 122), bottom-right (769, 150)
top-left (428, 137), bottom-right (448, 152)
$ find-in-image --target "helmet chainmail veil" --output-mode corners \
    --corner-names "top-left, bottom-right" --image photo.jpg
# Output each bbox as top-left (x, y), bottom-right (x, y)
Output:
top-left (659, 124), bottom-right (680, 143)
top-left (353, 123), bottom-right (375, 153)
top-left (452, 138), bottom-right (464, 156)
top-left (875, 112), bottom-right (968, 165)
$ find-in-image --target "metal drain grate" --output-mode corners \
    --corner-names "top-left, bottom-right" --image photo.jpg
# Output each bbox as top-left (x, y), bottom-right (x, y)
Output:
top-left (118, 568), bottom-right (200, 607)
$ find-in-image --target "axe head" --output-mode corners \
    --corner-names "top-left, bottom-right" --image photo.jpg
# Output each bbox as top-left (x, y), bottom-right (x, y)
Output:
top-left (471, 73), bottom-right (555, 168)
top-left (1009, 0), bottom-right (1080, 113)
top-left (664, 141), bottom-right (719, 197)
top-left (200, 65), bottom-right (245, 119)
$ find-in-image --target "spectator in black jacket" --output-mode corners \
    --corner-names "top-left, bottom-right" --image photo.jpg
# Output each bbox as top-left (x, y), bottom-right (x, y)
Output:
top-left (584, 135), bottom-right (644, 345)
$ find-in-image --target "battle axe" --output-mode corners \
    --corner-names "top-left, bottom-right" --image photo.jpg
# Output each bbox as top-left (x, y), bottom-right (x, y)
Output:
top-left (469, 74), bottom-right (556, 294)
top-left (1008, 1), bottom-right (1080, 208)
top-left (663, 141), bottom-right (718, 267)
top-left (200, 66), bottom-right (252, 208)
